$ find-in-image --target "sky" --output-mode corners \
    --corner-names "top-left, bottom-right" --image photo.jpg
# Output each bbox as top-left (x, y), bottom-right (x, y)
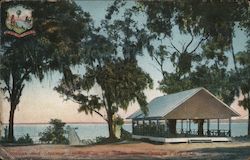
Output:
top-left (0, 1), bottom-right (249, 124)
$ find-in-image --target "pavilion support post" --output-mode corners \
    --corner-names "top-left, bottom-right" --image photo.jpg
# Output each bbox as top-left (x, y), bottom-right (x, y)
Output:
top-left (149, 120), bottom-right (152, 136)
top-left (181, 120), bottom-right (184, 134)
top-left (143, 120), bottom-right (145, 135)
top-left (136, 120), bottom-right (139, 135)
top-left (165, 119), bottom-right (169, 136)
top-left (132, 120), bottom-right (135, 134)
top-left (207, 119), bottom-right (210, 136)
top-left (217, 119), bottom-right (220, 136)
top-left (229, 118), bottom-right (231, 137)
top-left (169, 119), bottom-right (177, 135)
top-left (189, 119), bottom-right (191, 134)
top-left (156, 119), bottom-right (159, 136)
top-left (198, 119), bottom-right (204, 136)
top-left (186, 120), bottom-right (188, 133)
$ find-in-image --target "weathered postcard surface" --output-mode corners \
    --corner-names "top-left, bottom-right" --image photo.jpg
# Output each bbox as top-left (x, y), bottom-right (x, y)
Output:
top-left (0, 0), bottom-right (249, 159)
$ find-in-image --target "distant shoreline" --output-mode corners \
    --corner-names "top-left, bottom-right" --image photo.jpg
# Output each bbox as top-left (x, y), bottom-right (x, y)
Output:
top-left (1, 119), bottom-right (248, 125)
top-left (2, 121), bottom-right (108, 125)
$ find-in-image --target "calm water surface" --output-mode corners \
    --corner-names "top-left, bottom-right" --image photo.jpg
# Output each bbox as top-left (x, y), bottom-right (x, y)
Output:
top-left (1, 122), bottom-right (248, 143)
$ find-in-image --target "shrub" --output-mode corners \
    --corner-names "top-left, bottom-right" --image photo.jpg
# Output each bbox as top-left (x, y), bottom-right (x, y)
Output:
top-left (16, 134), bottom-right (33, 144)
top-left (0, 127), bottom-right (8, 144)
top-left (0, 126), bottom-right (17, 144)
top-left (39, 119), bottom-right (69, 144)
top-left (114, 116), bottom-right (124, 126)
top-left (95, 136), bottom-right (119, 144)
top-left (120, 127), bottom-right (132, 140)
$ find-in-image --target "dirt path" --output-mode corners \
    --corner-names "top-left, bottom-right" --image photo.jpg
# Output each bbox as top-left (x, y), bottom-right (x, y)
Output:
top-left (0, 146), bottom-right (15, 160)
top-left (2, 141), bottom-right (250, 160)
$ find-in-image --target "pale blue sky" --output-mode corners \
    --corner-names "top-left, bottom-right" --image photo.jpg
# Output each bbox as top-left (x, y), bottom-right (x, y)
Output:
top-left (1, 1), bottom-right (248, 123)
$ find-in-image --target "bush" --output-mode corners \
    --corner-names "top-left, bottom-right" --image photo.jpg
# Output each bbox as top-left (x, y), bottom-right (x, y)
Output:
top-left (39, 119), bottom-right (69, 144)
top-left (95, 136), bottom-right (119, 144)
top-left (0, 136), bottom-right (11, 144)
top-left (16, 134), bottom-right (33, 144)
top-left (81, 139), bottom-right (95, 145)
top-left (114, 116), bottom-right (124, 126)
top-left (0, 127), bottom-right (33, 144)
top-left (0, 127), bottom-right (8, 144)
top-left (0, 126), bottom-right (17, 144)
top-left (120, 127), bottom-right (132, 140)
top-left (95, 136), bottom-right (108, 144)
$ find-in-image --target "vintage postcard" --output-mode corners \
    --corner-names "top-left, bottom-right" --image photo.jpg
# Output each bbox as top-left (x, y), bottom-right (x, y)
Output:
top-left (0, 0), bottom-right (249, 159)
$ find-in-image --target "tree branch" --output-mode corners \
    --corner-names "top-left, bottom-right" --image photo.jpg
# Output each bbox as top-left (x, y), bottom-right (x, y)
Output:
top-left (68, 96), bottom-right (107, 122)
top-left (190, 35), bottom-right (209, 54)
top-left (16, 84), bottom-right (25, 106)
top-left (184, 32), bottom-right (194, 52)
top-left (152, 54), bottom-right (165, 76)
top-left (3, 78), bottom-right (11, 98)
top-left (16, 69), bottom-right (31, 86)
top-left (170, 41), bottom-right (181, 54)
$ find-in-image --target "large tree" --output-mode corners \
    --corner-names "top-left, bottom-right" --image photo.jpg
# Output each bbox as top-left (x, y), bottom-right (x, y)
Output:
top-left (55, 2), bottom-right (153, 140)
top-left (236, 7), bottom-right (250, 135)
top-left (56, 59), bottom-right (152, 140)
top-left (140, 1), bottom-right (247, 93)
top-left (237, 50), bottom-right (250, 135)
top-left (0, 1), bottom-right (91, 142)
top-left (236, 15), bottom-right (250, 134)
top-left (136, 0), bottom-right (248, 134)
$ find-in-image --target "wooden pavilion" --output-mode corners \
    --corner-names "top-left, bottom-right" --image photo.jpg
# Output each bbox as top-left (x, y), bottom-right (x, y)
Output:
top-left (127, 88), bottom-right (239, 143)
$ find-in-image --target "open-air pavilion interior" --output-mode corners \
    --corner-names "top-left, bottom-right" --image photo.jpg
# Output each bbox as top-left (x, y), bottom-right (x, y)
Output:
top-left (127, 87), bottom-right (240, 143)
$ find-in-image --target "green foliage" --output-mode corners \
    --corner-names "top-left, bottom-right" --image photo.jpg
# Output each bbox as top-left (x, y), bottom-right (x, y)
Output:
top-left (95, 136), bottom-right (109, 144)
top-left (138, 0), bottom-right (249, 136)
top-left (137, 1), bottom-right (174, 37)
top-left (236, 8), bottom-right (250, 135)
top-left (136, 1), bottom-right (247, 105)
top-left (236, 50), bottom-right (250, 111)
top-left (16, 134), bottom-right (33, 144)
top-left (113, 115), bottom-right (124, 126)
top-left (95, 136), bottom-right (119, 144)
top-left (140, 1), bottom-right (247, 39)
top-left (56, 59), bottom-right (153, 140)
top-left (120, 127), bottom-right (132, 140)
top-left (0, 127), bottom-right (12, 144)
top-left (55, 2), bottom-right (153, 140)
top-left (39, 119), bottom-right (69, 144)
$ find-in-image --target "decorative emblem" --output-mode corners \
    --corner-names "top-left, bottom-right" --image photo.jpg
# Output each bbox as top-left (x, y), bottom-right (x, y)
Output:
top-left (4, 5), bottom-right (35, 38)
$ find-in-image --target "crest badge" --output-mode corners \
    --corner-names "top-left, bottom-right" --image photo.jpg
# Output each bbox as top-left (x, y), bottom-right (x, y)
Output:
top-left (4, 5), bottom-right (36, 38)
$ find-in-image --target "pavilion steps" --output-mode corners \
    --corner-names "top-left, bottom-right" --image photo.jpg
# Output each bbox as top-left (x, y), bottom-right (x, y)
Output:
top-left (132, 135), bottom-right (231, 143)
top-left (188, 138), bottom-right (212, 143)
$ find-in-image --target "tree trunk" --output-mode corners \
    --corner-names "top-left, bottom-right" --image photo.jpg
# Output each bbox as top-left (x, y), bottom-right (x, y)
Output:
top-left (231, 38), bottom-right (239, 74)
top-left (198, 119), bottom-right (204, 136)
top-left (169, 119), bottom-right (176, 135)
top-left (248, 109), bottom-right (250, 136)
top-left (8, 105), bottom-right (15, 143)
top-left (107, 111), bottom-right (116, 140)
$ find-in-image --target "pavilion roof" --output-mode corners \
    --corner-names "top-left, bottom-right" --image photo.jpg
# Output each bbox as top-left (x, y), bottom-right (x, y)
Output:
top-left (127, 87), bottom-right (239, 120)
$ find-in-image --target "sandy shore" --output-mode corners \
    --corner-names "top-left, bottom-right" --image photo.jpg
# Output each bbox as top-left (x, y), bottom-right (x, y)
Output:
top-left (2, 141), bottom-right (250, 160)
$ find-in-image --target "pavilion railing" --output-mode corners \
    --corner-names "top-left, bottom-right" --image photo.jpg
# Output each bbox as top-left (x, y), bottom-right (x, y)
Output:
top-left (176, 129), bottom-right (230, 137)
top-left (133, 125), bottom-right (230, 138)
